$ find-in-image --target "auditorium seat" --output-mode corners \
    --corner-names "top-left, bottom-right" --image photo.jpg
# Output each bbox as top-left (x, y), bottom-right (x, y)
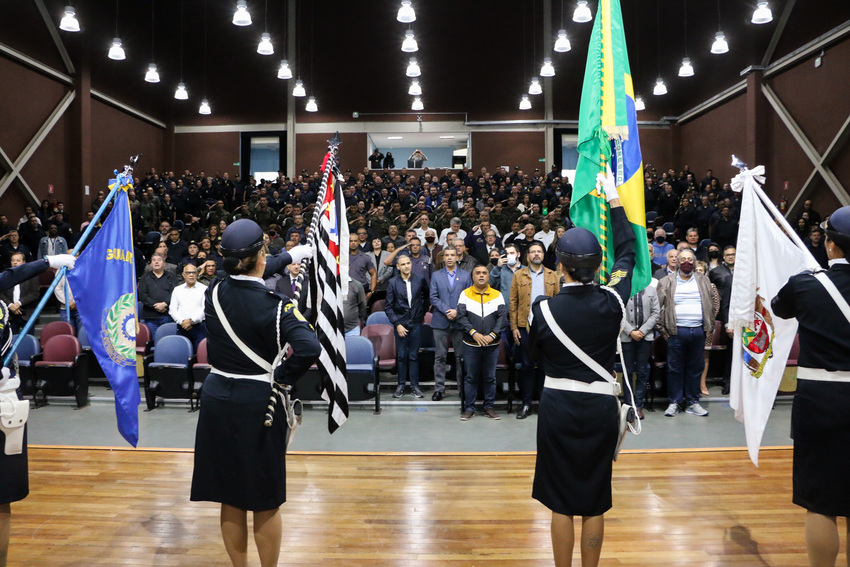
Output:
top-left (191, 338), bottom-right (211, 393)
top-left (361, 323), bottom-right (396, 376)
top-left (662, 221), bottom-right (674, 235)
top-left (365, 311), bottom-right (391, 326)
top-left (14, 334), bottom-right (41, 398)
top-left (153, 322), bottom-right (178, 345)
top-left (143, 335), bottom-right (197, 411)
top-left (345, 336), bottom-right (378, 403)
top-left (77, 325), bottom-right (105, 379)
top-left (369, 299), bottom-right (386, 314)
top-left (39, 320), bottom-right (75, 349)
top-left (32, 335), bottom-right (88, 408)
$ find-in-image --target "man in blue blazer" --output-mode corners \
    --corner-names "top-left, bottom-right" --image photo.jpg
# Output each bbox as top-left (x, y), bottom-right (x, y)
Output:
top-left (429, 247), bottom-right (473, 401)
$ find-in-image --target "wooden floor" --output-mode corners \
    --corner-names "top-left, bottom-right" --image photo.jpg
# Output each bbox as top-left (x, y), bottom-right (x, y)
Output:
top-left (6, 446), bottom-right (835, 566)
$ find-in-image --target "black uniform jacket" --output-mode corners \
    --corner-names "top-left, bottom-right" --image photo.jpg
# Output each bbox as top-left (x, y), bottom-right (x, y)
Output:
top-left (530, 206), bottom-right (636, 384)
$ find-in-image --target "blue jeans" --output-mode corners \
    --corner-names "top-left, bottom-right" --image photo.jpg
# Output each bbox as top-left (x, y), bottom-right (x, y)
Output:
top-left (178, 322), bottom-right (207, 352)
top-left (667, 326), bottom-right (705, 406)
top-left (345, 326), bottom-right (361, 337)
top-left (395, 323), bottom-right (421, 387)
top-left (60, 308), bottom-right (82, 335)
top-left (143, 315), bottom-right (172, 339)
top-left (463, 344), bottom-right (499, 412)
top-left (622, 338), bottom-right (653, 408)
top-left (518, 328), bottom-right (543, 406)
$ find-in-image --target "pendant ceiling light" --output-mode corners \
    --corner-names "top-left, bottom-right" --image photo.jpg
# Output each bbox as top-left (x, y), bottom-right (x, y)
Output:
top-left (199, 98), bottom-right (211, 115)
top-left (108, 37), bottom-right (125, 60)
top-left (233, 0), bottom-right (251, 26)
top-left (257, 32), bottom-right (274, 55)
top-left (678, 57), bottom-right (694, 77)
top-left (59, 5), bottom-right (80, 32)
top-left (528, 77), bottom-right (543, 95)
top-left (408, 79), bottom-right (422, 96)
top-left (540, 57), bottom-right (555, 77)
top-left (277, 60), bottom-right (293, 79)
top-left (519, 94), bottom-right (532, 110)
top-left (652, 77), bottom-right (667, 96)
top-left (397, 1), bottom-right (416, 23)
top-left (711, 31), bottom-right (729, 54)
top-left (554, 30), bottom-right (571, 53)
top-left (292, 80), bottom-right (306, 97)
top-left (144, 64), bottom-right (160, 83)
top-left (174, 82), bottom-right (188, 100)
top-left (573, 1), bottom-right (592, 23)
top-left (752, 2), bottom-right (772, 24)
top-left (305, 96), bottom-right (318, 112)
top-left (406, 57), bottom-right (421, 77)
top-left (401, 30), bottom-right (418, 52)
top-left (411, 97), bottom-right (424, 111)
top-left (634, 95), bottom-right (645, 111)
top-left (175, 1), bottom-right (188, 100)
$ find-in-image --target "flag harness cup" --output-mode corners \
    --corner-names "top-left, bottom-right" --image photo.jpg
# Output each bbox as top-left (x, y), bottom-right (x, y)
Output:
top-left (0, 305), bottom-right (28, 455)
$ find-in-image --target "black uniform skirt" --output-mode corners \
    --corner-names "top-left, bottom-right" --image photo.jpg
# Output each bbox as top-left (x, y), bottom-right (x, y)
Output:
top-left (0, 425), bottom-right (28, 504)
top-left (191, 373), bottom-right (289, 511)
top-left (792, 379), bottom-right (850, 516)
top-left (533, 387), bottom-right (619, 517)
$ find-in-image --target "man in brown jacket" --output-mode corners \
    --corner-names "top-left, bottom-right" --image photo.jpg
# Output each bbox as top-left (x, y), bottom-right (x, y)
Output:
top-left (656, 249), bottom-right (719, 418)
top-left (510, 241), bottom-right (560, 419)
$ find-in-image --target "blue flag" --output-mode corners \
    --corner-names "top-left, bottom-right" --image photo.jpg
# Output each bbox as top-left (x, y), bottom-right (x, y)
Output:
top-left (67, 178), bottom-right (140, 446)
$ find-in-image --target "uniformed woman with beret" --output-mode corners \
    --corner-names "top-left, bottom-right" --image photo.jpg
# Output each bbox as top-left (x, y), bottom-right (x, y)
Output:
top-left (529, 174), bottom-right (635, 567)
top-left (773, 205), bottom-right (850, 567)
top-left (190, 219), bottom-right (320, 567)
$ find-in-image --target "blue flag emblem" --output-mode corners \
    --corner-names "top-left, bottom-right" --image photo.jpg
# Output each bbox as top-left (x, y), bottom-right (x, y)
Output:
top-left (67, 179), bottom-right (140, 446)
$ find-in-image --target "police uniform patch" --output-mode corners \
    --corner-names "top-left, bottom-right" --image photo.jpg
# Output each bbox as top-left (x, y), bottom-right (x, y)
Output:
top-left (292, 307), bottom-right (307, 322)
top-left (608, 269), bottom-right (627, 287)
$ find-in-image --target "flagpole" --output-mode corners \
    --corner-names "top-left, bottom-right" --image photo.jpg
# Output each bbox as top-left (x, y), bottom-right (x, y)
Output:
top-left (3, 155), bottom-right (140, 367)
top-left (263, 135), bottom-right (340, 427)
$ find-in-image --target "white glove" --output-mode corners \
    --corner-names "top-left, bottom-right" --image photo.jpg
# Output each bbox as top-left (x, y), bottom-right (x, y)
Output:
top-left (0, 367), bottom-right (10, 388)
top-left (288, 245), bottom-right (312, 265)
top-left (596, 171), bottom-right (619, 203)
top-left (46, 254), bottom-right (76, 270)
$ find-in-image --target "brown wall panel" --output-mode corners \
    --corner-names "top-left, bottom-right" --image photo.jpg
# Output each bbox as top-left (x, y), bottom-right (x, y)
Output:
top-left (678, 95), bottom-right (747, 184)
top-left (18, 113), bottom-right (71, 217)
top-left (172, 132), bottom-right (240, 178)
top-left (296, 133), bottom-right (368, 177)
top-left (470, 132), bottom-right (545, 173)
top-left (638, 126), bottom-right (673, 175)
top-left (0, 57), bottom-right (69, 161)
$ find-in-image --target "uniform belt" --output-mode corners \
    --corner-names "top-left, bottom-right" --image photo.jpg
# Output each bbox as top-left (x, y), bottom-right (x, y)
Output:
top-left (209, 367), bottom-right (272, 383)
top-left (544, 376), bottom-right (621, 396)
top-left (797, 367), bottom-right (850, 383)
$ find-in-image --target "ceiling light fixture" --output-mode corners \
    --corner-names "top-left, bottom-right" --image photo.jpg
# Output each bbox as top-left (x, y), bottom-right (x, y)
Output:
top-left (59, 5), bottom-right (80, 32)
top-left (528, 77), bottom-right (543, 95)
top-left (678, 57), bottom-right (694, 77)
top-left (257, 32), bottom-right (274, 55)
top-left (439, 136), bottom-right (455, 139)
top-left (711, 31), bottom-right (729, 54)
top-left (554, 29), bottom-right (571, 52)
top-left (277, 59), bottom-right (292, 79)
top-left (752, 2), bottom-right (772, 24)
top-left (292, 79), bottom-right (306, 97)
top-left (635, 95), bottom-right (645, 111)
top-left (233, 0), bottom-right (251, 26)
top-left (397, 1), bottom-right (416, 23)
top-left (108, 37), bottom-right (125, 60)
top-left (411, 97), bottom-right (424, 111)
top-left (519, 94), bottom-right (532, 110)
top-left (305, 96), bottom-right (318, 112)
top-left (573, 1), bottom-right (592, 23)
top-left (145, 63), bottom-right (160, 83)
top-left (199, 98), bottom-right (211, 115)
top-left (540, 57), bottom-right (555, 77)
top-left (401, 30), bottom-right (418, 52)
top-left (406, 57), bottom-right (421, 77)
top-left (653, 77), bottom-right (667, 96)
top-left (388, 136), bottom-right (404, 140)
top-left (174, 82), bottom-right (188, 100)
top-left (408, 79), bottom-right (422, 96)
top-left (678, 0), bottom-right (694, 77)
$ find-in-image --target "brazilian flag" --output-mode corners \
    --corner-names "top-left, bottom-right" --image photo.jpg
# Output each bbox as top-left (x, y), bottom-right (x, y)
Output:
top-left (569, 0), bottom-right (651, 297)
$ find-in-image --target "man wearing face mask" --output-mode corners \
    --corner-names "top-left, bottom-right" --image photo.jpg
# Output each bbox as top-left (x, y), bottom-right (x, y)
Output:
top-left (422, 228), bottom-right (442, 265)
top-left (651, 228), bottom-right (674, 264)
top-left (656, 249), bottom-right (719, 417)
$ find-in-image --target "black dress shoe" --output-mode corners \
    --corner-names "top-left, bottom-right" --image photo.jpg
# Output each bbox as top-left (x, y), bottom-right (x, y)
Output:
top-left (432, 391), bottom-right (444, 401)
top-left (516, 405), bottom-right (531, 420)
top-left (721, 384), bottom-right (730, 396)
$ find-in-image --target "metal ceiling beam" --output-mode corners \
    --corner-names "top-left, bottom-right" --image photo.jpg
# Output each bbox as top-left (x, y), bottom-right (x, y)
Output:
top-left (34, 0), bottom-right (75, 75)
top-left (0, 41), bottom-right (72, 85)
top-left (761, 83), bottom-right (850, 210)
top-left (0, 90), bottom-right (76, 201)
top-left (90, 89), bottom-right (166, 129)
top-left (761, 0), bottom-right (797, 67)
top-left (764, 19), bottom-right (850, 79)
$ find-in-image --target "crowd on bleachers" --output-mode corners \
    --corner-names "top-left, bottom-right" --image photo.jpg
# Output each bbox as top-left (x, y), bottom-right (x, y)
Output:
top-left (0, 161), bottom-right (831, 414)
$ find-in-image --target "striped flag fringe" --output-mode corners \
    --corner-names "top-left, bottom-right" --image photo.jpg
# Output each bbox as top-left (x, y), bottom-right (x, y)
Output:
top-left (307, 144), bottom-right (349, 433)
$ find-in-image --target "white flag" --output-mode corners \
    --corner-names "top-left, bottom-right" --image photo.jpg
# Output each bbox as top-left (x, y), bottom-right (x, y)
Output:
top-left (728, 164), bottom-right (820, 466)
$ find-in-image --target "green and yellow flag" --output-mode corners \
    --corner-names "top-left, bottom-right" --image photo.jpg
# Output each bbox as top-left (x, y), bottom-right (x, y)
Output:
top-left (569, 0), bottom-right (651, 297)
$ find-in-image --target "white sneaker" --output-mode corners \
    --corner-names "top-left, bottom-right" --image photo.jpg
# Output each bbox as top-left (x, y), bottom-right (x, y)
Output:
top-left (664, 403), bottom-right (680, 417)
top-left (686, 403), bottom-right (709, 417)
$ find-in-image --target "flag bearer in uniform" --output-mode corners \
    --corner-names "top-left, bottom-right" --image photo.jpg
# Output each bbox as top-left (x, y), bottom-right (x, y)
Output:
top-left (772, 205), bottom-right (850, 567)
top-left (530, 174), bottom-right (634, 567)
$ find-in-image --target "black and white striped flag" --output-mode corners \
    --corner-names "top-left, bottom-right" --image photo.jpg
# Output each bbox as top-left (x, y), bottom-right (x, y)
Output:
top-left (307, 147), bottom-right (349, 432)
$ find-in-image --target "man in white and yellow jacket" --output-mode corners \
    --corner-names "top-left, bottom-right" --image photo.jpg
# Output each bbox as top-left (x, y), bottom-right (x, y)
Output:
top-left (456, 264), bottom-right (508, 421)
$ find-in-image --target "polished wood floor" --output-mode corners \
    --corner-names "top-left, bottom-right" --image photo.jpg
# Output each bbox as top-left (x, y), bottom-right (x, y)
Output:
top-left (6, 446), bottom-right (833, 566)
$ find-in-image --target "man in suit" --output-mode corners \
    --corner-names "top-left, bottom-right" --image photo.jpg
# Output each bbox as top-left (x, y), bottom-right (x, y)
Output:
top-left (471, 229), bottom-right (504, 265)
top-left (429, 247), bottom-right (473, 401)
top-left (0, 252), bottom-right (40, 334)
top-left (275, 262), bottom-right (310, 315)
